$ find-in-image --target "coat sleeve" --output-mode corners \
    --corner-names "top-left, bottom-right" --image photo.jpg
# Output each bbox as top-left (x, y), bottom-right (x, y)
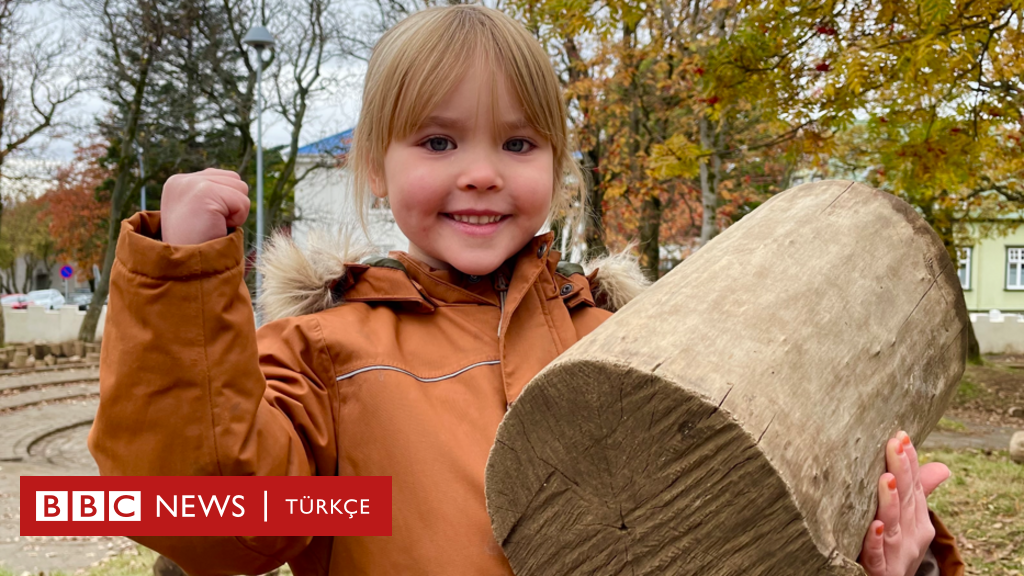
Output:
top-left (928, 510), bottom-right (965, 576)
top-left (87, 212), bottom-right (338, 576)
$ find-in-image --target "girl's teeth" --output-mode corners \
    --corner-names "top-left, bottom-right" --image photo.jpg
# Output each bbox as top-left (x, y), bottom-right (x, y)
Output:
top-left (452, 214), bottom-right (501, 224)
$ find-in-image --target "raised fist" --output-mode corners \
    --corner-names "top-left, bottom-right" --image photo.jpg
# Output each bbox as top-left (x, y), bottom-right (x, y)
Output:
top-left (160, 168), bottom-right (251, 246)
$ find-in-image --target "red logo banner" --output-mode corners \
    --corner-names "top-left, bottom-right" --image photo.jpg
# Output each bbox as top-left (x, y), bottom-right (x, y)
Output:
top-left (21, 476), bottom-right (392, 536)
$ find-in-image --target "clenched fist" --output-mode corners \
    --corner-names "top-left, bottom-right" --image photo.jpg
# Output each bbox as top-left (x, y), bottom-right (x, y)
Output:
top-left (160, 168), bottom-right (251, 246)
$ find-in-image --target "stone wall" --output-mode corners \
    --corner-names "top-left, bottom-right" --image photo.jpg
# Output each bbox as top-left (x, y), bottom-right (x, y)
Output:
top-left (2, 305), bottom-right (106, 344)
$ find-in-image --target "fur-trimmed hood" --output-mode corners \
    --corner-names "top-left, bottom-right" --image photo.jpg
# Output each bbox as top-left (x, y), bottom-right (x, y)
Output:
top-left (257, 229), bottom-right (651, 323)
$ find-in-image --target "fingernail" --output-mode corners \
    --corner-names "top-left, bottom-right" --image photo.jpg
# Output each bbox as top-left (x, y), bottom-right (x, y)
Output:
top-left (875, 524), bottom-right (884, 537)
top-left (887, 477), bottom-right (897, 490)
top-left (901, 433), bottom-right (911, 446)
top-left (896, 442), bottom-right (904, 455)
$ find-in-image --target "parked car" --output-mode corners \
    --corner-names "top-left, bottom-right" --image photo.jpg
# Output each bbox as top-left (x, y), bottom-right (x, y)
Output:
top-left (25, 289), bottom-right (66, 310)
top-left (70, 293), bottom-right (94, 311)
top-left (1, 294), bottom-right (28, 309)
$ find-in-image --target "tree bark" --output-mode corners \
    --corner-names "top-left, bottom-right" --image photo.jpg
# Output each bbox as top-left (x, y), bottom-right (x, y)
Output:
top-left (582, 149), bottom-right (607, 261)
top-left (486, 180), bottom-right (968, 576)
top-left (699, 115), bottom-right (721, 247)
top-left (79, 46), bottom-right (155, 343)
top-left (638, 194), bottom-right (661, 281)
top-left (966, 319), bottom-right (981, 364)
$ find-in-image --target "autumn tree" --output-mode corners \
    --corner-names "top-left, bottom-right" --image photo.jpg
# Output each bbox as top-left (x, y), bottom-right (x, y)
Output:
top-left (0, 196), bottom-right (55, 294)
top-left (509, 0), bottom-right (852, 278)
top-left (76, 0), bottom-right (169, 342)
top-left (821, 1), bottom-right (1024, 247)
top-left (0, 0), bottom-right (83, 344)
top-left (37, 143), bottom-right (112, 292)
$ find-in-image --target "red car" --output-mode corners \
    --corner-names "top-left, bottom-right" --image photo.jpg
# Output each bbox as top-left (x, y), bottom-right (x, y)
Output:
top-left (1, 294), bottom-right (28, 309)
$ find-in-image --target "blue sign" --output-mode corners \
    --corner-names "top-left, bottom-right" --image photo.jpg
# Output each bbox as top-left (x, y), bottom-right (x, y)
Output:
top-left (60, 266), bottom-right (73, 279)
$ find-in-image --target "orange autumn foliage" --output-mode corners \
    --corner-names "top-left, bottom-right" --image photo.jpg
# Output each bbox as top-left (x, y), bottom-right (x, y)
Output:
top-left (38, 143), bottom-right (112, 282)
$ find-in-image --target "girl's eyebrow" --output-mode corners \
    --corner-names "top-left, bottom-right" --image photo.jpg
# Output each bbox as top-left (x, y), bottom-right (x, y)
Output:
top-left (421, 115), bottom-right (467, 130)
top-left (419, 115), bottom-right (533, 133)
top-left (500, 118), bottom-right (533, 132)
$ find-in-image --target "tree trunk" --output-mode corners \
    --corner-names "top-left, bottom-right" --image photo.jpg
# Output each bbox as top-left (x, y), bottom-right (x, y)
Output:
top-left (486, 180), bottom-right (968, 576)
top-left (583, 149), bottom-right (607, 261)
top-left (699, 115), bottom-right (721, 247)
top-left (966, 319), bottom-right (981, 364)
top-left (0, 167), bottom-right (5, 347)
top-left (637, 194), bottom-right (661, 281)
top-left (79, 54), bottom-right (154, 343)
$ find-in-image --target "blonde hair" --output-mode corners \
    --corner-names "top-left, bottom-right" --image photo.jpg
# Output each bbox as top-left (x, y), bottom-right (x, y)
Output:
top-left (350, 4), bottom-right (587, 253)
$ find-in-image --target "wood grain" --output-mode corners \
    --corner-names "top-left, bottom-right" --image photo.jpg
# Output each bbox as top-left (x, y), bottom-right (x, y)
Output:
top-left (486, 180), bottom-right (968, 576)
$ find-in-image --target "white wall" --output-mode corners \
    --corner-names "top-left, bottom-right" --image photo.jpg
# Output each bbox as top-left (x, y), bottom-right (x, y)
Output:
top-left (970, 312), bottom-right (1024, 355)
top-left (2, 305), bottom-right (106, 343)
top-left (292, 157), bottom-right (408, 255)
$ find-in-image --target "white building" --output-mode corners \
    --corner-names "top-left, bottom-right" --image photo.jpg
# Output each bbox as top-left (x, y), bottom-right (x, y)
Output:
top-left (293, 129), bottom-right (409, 256)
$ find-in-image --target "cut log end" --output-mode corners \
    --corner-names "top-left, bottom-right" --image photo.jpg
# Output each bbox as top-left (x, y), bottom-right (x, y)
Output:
top-left (486, 360), bottom-right (865, 576)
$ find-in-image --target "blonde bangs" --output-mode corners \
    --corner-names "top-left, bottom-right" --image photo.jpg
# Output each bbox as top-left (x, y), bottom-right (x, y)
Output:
top-left (351, 5), bottom-right (587, 251)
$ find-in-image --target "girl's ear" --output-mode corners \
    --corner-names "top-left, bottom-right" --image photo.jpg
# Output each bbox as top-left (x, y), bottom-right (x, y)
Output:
top-left (369, 170), bottom-right (387, 199)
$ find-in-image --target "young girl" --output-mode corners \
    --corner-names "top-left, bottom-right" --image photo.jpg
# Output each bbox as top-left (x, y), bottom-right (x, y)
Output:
top-left (89, 5), bottom-right (963, 576)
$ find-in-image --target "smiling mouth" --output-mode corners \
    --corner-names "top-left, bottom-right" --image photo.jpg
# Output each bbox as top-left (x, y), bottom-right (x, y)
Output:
top-left (445, 214), bottom-right (508, 225)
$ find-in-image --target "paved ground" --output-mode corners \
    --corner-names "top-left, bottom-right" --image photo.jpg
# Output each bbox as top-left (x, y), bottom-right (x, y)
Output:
top-left (921, 421), bottom-right (1019, 452)
top-left (0, 367), bottom-right (135, 575)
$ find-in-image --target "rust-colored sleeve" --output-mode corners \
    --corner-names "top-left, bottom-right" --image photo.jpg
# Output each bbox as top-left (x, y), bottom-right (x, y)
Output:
top-left (88, 212), bottom-right (338, 576)
top-left (929, 510), bottom-right (966, 576)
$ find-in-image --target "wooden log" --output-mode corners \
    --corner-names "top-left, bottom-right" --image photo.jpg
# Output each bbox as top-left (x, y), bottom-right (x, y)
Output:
top-left (486, 180), bottom-right (967, 576)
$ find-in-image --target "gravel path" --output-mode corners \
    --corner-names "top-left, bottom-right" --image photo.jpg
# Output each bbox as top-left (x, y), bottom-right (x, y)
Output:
top-left (920, 421), bottom-right (1019, 452)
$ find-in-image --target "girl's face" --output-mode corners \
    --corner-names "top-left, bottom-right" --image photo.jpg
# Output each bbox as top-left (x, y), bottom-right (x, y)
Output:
top-left (373, 63), bottom-right (555, 276)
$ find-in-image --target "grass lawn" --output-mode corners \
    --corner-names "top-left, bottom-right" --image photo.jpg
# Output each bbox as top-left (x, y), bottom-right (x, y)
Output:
top-left (922, 449), bottom-right (1024, 575)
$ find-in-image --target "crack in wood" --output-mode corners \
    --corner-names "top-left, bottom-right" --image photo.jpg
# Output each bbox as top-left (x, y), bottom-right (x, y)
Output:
top-left (819, 181), bottom-right (856, 214)
top-left (757, 413), bottom-right (776, 444)
top-left (894, 259), bottom-right (953, 340)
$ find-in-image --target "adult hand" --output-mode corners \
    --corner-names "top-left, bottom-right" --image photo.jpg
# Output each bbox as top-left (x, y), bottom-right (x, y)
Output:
top-left (859, 431), bottom-right (951, 576)
top-left (160, 168), bottom-right (250, 246)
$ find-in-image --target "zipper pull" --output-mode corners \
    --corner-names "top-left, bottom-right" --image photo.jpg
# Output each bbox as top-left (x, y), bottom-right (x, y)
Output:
top-left (496, 273), bottom-right (509, 337)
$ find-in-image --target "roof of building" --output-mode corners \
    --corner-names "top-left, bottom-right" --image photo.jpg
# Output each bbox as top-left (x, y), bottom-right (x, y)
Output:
top-left (297, 128), bottom-right (354, 156)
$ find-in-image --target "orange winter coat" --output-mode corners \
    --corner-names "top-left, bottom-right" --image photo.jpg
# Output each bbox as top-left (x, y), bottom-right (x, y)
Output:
top-left (89, 211), bottom-right (964, 576)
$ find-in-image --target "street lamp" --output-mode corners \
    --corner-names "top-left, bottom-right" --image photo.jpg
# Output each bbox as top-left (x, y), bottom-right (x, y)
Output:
top-left (243, 25), bottom-right (275, 325)
top-left (136, 139), bottom-right (146, 211)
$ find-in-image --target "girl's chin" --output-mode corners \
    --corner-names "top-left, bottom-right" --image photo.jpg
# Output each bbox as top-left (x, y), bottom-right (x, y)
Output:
top-left (443, 250), bottom-right (515, 277)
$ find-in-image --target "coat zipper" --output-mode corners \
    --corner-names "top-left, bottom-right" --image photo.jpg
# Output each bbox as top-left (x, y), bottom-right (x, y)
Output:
top-left (496, 272), bottom-right (509, 337)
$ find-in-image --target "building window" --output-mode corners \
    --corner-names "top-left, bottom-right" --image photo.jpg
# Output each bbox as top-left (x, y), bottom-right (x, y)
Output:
top-left (957, 247), bottom-right (971, 290)
top-left (1008, 247), bottom-right (1024, 290)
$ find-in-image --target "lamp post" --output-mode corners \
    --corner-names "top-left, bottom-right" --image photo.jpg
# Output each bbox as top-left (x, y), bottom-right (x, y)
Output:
top-left (137, 142), bottom-right (145, 211)
top-left (243, 25), bottom-right (275, 325)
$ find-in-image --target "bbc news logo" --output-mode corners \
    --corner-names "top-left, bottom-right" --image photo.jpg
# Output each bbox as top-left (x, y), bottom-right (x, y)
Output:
top-left (36, 491), bottom-right (141, 521)
top-left (22, 476), bottom-right (392, 536)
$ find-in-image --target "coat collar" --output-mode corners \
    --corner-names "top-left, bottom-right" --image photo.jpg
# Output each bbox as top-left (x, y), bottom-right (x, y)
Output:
top-left (257, 228), bottom-right (646, 322)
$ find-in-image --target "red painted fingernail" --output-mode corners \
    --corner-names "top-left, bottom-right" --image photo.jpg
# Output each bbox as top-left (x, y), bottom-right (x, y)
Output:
top-left (901, 434), bottom-right (911, 446)
top-left (887, 477), bottom-right (897, 490)
top-left (896, 442), bottom-right (904, 455)
top-left (875, 524), bottom-right (884, 536)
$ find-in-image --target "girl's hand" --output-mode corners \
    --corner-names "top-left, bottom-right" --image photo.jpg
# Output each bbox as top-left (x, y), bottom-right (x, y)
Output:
top-left (160, 168), bottom-right (250, 246)
top-left (859, 431), bottom-right (951, 576)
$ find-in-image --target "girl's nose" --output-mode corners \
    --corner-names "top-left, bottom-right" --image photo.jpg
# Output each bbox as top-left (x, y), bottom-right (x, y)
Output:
top-left (456, 151), bottom-right (504, 192)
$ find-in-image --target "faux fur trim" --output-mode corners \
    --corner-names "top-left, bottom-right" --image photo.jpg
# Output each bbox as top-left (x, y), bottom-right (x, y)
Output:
top-left (258, 231), bottom-right (651, 321)
top-left (582, 246), bottom-right (652, 313)
top-left (257, 228), bottom-right (376, 323)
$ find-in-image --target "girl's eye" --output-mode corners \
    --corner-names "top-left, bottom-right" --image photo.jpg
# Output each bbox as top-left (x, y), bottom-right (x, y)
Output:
top-left (424, 137), bottom-right (454, 152)
top-left (504, 138), bottom-right (534, 153)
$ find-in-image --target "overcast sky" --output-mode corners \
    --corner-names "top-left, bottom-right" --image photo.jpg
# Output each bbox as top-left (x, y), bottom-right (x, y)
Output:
top-left (20, 0), bottom-right (367, 164)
